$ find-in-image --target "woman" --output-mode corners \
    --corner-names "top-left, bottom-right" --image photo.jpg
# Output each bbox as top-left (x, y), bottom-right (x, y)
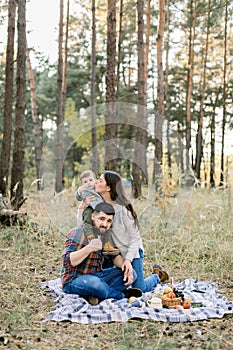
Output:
top-left (77, 170), bottom-right (168, 293)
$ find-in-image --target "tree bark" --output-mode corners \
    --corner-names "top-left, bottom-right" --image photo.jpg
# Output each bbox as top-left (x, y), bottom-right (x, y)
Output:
top-left (141, 0), bottom-right (150, 185)
top-left (154, 0), bottom-right (164, 191)
top-left (116, 0), bottom-right (123, 101)
top-left (210, 92), bottom-right (219, 188)
top-left (219, 0), bottom-right (228, 186)
top-left (0, 0), bottom-right (17, 196)
top-left (165, 0), bottom-right (171, 176)
top-left (0, 194), bottom-right (26, 225)
top-left (105, 0), bottom-right (117, 171)
top-left (26, 45), bottom-right (43, 190)
top-left (186, 0), bottom-right (196, 171)
top-left (55, 0), bottom-right (65, 193)
top-left (132, 0), bottom-right (146, 198)
top-left (91, 0), bottom-right (98, 173)
top-left (10, 0), bottom-right (26, 210)
top-left (145, 0), bottom-right (150, 98)
top-left (62, 0), bottom-right (69, 111)
top-left (195, 0), bottom-right (210, 180)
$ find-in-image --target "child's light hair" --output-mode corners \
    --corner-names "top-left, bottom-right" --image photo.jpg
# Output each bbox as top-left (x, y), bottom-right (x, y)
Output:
top-left (80, 170), bottom-right (96, 182)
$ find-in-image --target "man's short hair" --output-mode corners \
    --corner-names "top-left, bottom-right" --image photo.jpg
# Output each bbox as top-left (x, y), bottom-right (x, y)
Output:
top-left (94, 202), bottom-right (115, 216)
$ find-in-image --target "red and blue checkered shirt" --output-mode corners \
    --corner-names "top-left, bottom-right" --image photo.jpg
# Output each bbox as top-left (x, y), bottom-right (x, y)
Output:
top-left (61, 227), bottom-right (104, 287)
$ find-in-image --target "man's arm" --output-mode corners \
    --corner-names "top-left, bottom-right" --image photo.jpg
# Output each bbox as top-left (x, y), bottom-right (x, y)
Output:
top-left (70, 238), bottom-right (102, 266)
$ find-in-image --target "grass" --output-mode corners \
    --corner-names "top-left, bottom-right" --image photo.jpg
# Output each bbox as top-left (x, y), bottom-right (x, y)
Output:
top-left (0, 186), bottom-right (232, 349)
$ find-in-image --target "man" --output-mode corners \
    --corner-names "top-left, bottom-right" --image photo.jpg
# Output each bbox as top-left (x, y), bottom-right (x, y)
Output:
top-left (61, 202), bottom-right (141, 305)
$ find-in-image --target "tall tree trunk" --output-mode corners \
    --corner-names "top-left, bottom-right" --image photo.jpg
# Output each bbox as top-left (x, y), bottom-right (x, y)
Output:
top-left (55, 0), bottom-right (64, 193)
top-left (10, 0), bottom-right (26, 209)
top-left (141, 0), bottom-right (150, 185)
top-left (132, 0), bottom-right (145, 198)
top-left (219, 0), bottom-right (228, 186)
top-left (210, 92), bottom-right (219, 188)
top-left (186, 0), bottom-right (196, 171)
top-left (177, 123), bottom-right (184, 173)
top-left (26, 45), bottom-right (43, 190)
top-left (165, 0), bottom-right (171, 176)
top-left (105, 0), bottom-right (117, 171)
top-left (154, 0), bottom-right (164, 191)
top-left (91, 0), bottom-right (98, 174)
top-left (116, 0), bottom-right (123, 101)
top-left (0, 0), bottom-right (17, 196)
top-left (144, 0), bottom-right (150, 99)
top-left (195, 0), bottom-right (210, 180)
top-left (62, 0), bottom-right (69, 112)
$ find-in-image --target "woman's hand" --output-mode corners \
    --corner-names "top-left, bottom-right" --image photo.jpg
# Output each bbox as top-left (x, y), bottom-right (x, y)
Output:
top-left (113, 256), bottom-right (133, 285)
top-left (78, 194), bottom-right (97, 209)
top-left (122, 259), bottom-right (133, 285)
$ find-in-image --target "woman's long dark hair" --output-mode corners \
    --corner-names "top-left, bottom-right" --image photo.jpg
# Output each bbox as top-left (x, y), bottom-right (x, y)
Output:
top-left (102, 171), bottom-right (139, 228)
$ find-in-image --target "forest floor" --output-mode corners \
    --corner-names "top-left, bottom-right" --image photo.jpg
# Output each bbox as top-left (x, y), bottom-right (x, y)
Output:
top-left (0, 186), bottom-right (232, 349)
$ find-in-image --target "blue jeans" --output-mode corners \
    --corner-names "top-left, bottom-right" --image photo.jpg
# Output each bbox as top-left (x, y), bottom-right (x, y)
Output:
top-left (132, 249), bottom-right (160, 292)
top-left (62, 267), bottom-right (137, 300)
top-left (103, 249), bottom-right (160, 293)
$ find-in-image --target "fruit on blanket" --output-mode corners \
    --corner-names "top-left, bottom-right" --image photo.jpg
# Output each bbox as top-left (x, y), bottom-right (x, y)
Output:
top-left (128, 296), bottom-right (138, 303)
top-left (166, 292), bottom-right (177, 299)
top-left (163, 286), bottom-right (173, 294)
top-left (182, 301), bottom-right (191, 309)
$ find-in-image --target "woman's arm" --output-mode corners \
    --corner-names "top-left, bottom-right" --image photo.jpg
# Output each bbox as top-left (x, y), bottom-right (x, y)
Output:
top-left (121, 207), bottom-right (141, 261)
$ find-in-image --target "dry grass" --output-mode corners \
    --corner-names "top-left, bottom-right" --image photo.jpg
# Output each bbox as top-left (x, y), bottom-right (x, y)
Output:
top-left (0, 186), bottom-right (233, 349)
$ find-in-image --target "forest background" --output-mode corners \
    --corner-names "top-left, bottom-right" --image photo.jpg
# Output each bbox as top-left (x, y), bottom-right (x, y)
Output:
top-left (0, 0), bottom-right (232, 210)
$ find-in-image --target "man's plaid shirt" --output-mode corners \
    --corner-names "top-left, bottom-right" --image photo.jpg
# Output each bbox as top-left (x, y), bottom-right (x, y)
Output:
top-left (61, 226), bottom-right (104, 287)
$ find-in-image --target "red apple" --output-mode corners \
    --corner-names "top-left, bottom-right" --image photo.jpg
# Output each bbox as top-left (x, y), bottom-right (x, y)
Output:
top-left (182, 301), bottom-right (191, 309)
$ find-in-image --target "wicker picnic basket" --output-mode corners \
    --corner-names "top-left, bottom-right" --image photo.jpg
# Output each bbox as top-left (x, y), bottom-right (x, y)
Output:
top-left (160, 277), bottom-right (182, 307)
top-left (161, 296), bottom-right (182, 307)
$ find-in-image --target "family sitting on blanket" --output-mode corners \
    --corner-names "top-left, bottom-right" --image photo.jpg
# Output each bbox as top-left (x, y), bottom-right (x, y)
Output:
top-left (61, 170), bottom-right (169, 305)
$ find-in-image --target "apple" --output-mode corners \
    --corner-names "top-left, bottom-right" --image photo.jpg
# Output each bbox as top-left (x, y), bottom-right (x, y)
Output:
top-left (182, 301), bottom-right (191, 309)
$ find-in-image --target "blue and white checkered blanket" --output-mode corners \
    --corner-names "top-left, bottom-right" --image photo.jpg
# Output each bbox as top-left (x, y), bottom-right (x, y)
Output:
top-left (42, 278), bottom-right (233, 324)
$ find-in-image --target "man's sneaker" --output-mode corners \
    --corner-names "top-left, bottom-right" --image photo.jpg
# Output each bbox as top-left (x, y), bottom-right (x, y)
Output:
top-left (102, 242), bottom-right (120, 256)
top-left (123, 287), bottom-right (142, 299)
top-left (152, 264), bottom-right (169, 283)
top-left (86, 296), bottom-right (99, 306)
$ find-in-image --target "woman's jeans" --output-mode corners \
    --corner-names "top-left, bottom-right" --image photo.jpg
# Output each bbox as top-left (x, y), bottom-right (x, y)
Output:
top-left (103, 249), bottom-right (160, 293)
top-left (63, 267), bottom-right (137, 300)
top-left (132, 249), bottom-right (160, 292)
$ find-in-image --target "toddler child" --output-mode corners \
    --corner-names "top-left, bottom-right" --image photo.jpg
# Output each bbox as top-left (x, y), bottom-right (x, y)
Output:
top-left (76, 170), bottom-right (120, 256)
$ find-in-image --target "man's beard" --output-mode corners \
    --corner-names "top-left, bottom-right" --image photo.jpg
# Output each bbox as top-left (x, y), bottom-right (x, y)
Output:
top-left (98, 226), bottom-right (107, 233)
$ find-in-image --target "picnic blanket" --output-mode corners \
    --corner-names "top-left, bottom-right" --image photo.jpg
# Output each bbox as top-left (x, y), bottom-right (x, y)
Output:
top-left (42, 278), bottom-right (233, 324)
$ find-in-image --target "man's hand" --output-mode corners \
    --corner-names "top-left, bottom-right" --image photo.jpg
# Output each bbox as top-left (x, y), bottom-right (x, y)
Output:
top-left (87, 238), bottom-right (102, 252)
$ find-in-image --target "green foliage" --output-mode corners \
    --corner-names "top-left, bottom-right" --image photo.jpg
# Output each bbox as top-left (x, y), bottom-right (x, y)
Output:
top-left (0, 0), bottom-right (233, 193)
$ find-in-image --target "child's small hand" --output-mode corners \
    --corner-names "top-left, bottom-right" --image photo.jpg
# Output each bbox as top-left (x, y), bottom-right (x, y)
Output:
top-left (78, 185), bottom-right (88, 195)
